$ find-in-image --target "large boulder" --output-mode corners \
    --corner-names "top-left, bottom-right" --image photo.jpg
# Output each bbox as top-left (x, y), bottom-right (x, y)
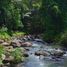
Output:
top-left (35, 50), bottom-right (50, 56)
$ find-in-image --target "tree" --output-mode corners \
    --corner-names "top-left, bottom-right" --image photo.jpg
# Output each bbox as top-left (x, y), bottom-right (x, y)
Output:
top-left (40, 0), bottom-right (65, 42)
top-left (0, 0), bottom-right (23, 31)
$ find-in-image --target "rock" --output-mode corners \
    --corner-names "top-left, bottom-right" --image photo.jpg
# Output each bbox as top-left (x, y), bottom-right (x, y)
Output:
top-left (35, 51), bottom-right (42, 56)
top-left (3, 63), bottom-right (10, 67)
top-left (27, 35), bottom-right (34, 41)
top-left (1, 42), bottom-right (9, 46)
top-left (5, 46), bottom-right (14, 52)
top-left (10, 40), bottom-right (21, 47)
top-left (23, 35), bottom-right (28, 41)
top-left (34, 39), bottom-right (44, 42)
top-left (3, 56), bottom-right (14, 63)
top-left (25, 48), bottom-right (30, 51)
top-left (51, 48), bottom-right (65, 58)
top-left (35, 50), bottom-right (50, 56)
top-left (23, 53), bottom-right (29, 57)
top-left (1, 54), bottom-right (6, 60)
top-left (52, 52), bottom-right (64, 58)
top-left (34, 38), bottom-right (45, 44)
top-left (21, 42), bottom-right (32, 47)
top-left (0, 39), bottom-right (4, 44)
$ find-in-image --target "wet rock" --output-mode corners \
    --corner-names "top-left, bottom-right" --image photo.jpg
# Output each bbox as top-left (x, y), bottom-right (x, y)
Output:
top-left (51, 49), bottom-right (65, 58)
top-left (23, 53), bottom-right (29, 57)
top-left (25, 48), bottom-right (30, 51)
top-left (63, 53), bottom-right (67, 57)
top-left (35, 51), bottom-right (41, 56)
top-left (21, 42), bottom-right (32, 47)
top-left (52, 52), bottom-right (64, 58)
top-left (34, 39), bottom-right (44, 43)
top-left (35, 50), bottom-right (50, 56)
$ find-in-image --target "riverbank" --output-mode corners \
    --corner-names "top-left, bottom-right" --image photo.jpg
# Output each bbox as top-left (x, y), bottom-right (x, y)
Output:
top-left (0, 31), bottom-right (67, 67)
top-left (0, 31), bottom-right (41, 66)
top-left (0, 31), bottom-right (26, 66)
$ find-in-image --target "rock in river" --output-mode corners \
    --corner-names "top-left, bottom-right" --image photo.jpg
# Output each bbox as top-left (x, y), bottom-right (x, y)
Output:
top-left (23, 53), bottom-right (29, 57)
top-left (35, 50), bottom-right (50, 56)
top-left (51, 48), bottom-right (65, 58)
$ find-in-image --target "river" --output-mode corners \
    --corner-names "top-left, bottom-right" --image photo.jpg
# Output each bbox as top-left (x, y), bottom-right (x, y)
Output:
top-left (15, 40), bottom-right (67, 67)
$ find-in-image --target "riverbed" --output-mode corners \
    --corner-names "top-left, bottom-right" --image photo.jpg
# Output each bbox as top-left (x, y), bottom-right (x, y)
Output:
top-left (17, 40), bottom-right (67, 67)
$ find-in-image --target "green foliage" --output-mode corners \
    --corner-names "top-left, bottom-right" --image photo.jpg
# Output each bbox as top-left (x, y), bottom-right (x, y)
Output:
top-left (12, 31), bottom-right (25, 37)
top-left (0, 27), bottom-right (11, 40)
top-left (6, 1), bottom-right (23, 30)
top-left (11, 48), bottom-right (25, 63)
top-left (0, 45), bottom-right (25, 64)
top-left (22, 0), bottom-right (31, 11)
top-left (56, 31), bottom-right (67, 47)
top-left (0, 45), bottom-right (5, 57)
top-left (0, 0), bottom-right (23, 31)
top-left (22, 0), bottom-right (43, 34)
top-left (0, 45), bottom-right (5, 65)
top-left (0, 32), bottom-right (10, 41)
top-left (32, 0), bottom-right (42, 9)
top-left (0, 0), bottom-right (67, 47)
top-left (41, 0), bottom-right (66, 42)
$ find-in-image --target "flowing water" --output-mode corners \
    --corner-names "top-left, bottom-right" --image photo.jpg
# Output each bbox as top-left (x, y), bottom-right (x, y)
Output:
top-left (17, 41), bottom-right (67, 67)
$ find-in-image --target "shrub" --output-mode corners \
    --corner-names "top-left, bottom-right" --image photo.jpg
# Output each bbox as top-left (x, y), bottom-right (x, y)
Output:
top-left (10, 48), bottom-right (25, 63)
top-left (54, 31), bottom-right (67, 47)
top-left (0, 45), bottom-right (5, 65)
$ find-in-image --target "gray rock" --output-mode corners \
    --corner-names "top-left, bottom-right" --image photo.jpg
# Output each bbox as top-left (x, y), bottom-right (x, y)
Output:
top-left (51, 49), bottom-right (65, 58)
top-left (35, 50), bottom-right (50, 56)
